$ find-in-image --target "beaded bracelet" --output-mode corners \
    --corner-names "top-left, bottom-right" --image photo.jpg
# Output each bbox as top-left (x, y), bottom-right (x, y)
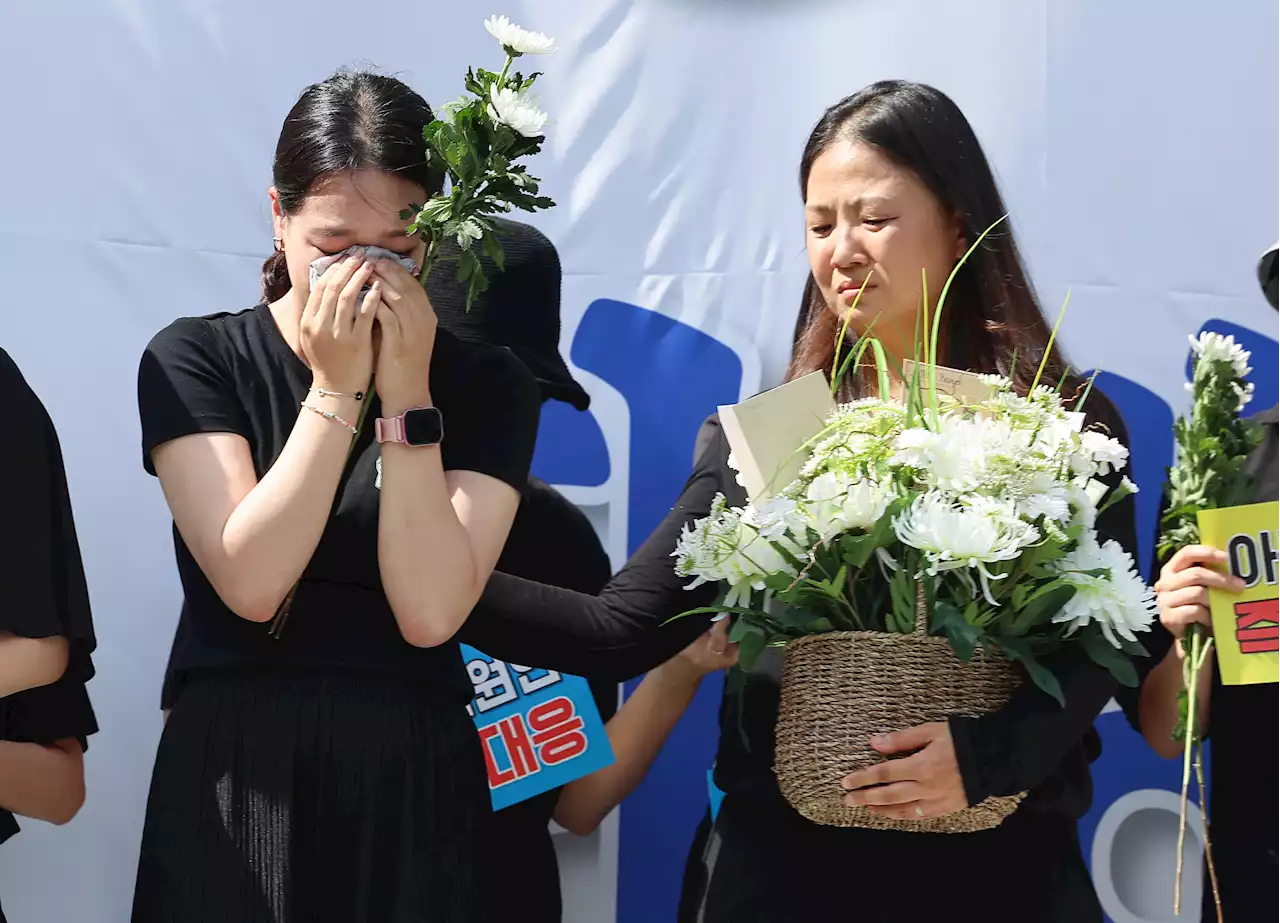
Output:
top-left (310, 387), bottom-right (364, 401)
top-left (301, 402), bottom-right (357, 435)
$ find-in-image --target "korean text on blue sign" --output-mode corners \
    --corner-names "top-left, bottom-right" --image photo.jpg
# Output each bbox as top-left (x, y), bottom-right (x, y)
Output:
top-left (459, 644), bottom-right (615, 810)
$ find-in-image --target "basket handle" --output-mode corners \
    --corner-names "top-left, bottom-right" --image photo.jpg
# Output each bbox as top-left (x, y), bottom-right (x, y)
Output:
top-left (913, 582), bottom-right (928, 635)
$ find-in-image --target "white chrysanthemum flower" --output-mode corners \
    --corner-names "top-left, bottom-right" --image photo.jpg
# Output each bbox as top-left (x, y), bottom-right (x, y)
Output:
top-left (1120, 476), bottom-right (1139, 496)
top-left (894, 492), bottom-right (1040, 602)
top-left (1051, 538), bottom-right (1157, 646)
top-left (484, 15), bottom-right (557, 54)
top-left (487, 85), bottom-right (549, 137)
top-left (802, 473), bottom-right (893, 541)
top-left (894, 422), bottom-right (980, 493)
top-left (1029, 415), bottom-right (1078, 458)
top-left (1189, 331), bottom-right (1252, 379)
top-left (977, 373), bottom-right (1013, 390)
top-left (1064, 483), bottom-right (1097, 534)
top-left (745, 495), bottom-right (808, 545)
top-left (673, 496), bottom-right (802, 608)
top-left (1077, 431), bottom-right (1130, 477)
top-left (1019, 487), bottom-right (1072, 523)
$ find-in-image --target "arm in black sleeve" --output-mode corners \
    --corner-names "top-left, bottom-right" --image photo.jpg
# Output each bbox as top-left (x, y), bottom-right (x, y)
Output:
top-left (458, 418), bottom-right (732, 681)
top-left (1114, 488), bottom-right (1176, 734)
top-left (949, 392), bottom-right (1141, 802)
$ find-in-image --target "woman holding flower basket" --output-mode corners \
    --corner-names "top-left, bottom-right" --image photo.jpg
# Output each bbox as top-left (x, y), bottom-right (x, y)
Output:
top-left (462, 81), bottom-right (1150, 921)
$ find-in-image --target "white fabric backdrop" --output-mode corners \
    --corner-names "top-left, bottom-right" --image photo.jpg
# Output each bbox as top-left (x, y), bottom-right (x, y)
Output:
top-left (0, 1), bottom-right (1275, 921)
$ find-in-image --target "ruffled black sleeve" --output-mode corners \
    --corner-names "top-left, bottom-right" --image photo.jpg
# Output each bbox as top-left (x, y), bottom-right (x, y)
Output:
top-left (0, 348), bottom-right (96, 679)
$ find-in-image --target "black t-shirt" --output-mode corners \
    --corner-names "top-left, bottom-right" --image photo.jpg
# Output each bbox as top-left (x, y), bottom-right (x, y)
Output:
top-left (484, 476), bottom-right (617, 923)
top-left (460, 393), bottom-right (1139, 821)
top-left (0, 347), bottom-right (98, 847)
top-left (1117, 405), bottom-right (1278, 921)
top-left (137, 305), bottom-right (539, 702)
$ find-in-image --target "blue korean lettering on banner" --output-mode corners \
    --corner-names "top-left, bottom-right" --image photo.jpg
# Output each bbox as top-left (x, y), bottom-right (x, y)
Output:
top-left (459, 643), bottom-right (615, 811)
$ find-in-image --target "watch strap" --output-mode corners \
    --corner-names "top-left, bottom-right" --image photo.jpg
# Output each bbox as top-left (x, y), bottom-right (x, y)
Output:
top-left (375, 415), bottom-right (406, 444)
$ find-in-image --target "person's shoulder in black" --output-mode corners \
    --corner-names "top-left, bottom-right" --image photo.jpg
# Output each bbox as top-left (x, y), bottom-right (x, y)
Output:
top-left (430, 330), bottom-right (542, 494)
top-left (2, 348), bottom-right (98, 665)
top-left (499, 477), bottom-right (613, 594)
top-left (137, 307), bottom-right (263, 476)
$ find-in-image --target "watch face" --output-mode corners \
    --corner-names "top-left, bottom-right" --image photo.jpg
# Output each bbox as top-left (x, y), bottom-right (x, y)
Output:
top-left (403, 407), bottom-right (444, 446)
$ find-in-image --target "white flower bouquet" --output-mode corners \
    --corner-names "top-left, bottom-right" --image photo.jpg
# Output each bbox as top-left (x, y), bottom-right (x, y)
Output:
top-left (676, 368), bottom-right (1155, 703)
top-left (403, 14), bottom-right (557, 309)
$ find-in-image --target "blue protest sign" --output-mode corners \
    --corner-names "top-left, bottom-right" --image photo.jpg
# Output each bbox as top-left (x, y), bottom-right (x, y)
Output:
top-left (459, 643), bottom-right (615, 810)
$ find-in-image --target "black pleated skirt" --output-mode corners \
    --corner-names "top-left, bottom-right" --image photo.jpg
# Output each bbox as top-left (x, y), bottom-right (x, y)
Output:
top-left (131, 668), bottom-right (493, 923)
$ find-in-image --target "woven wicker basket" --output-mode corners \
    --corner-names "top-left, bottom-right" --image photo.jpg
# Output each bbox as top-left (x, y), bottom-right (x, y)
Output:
top-left (773, 599), bottom-right (1027, 833)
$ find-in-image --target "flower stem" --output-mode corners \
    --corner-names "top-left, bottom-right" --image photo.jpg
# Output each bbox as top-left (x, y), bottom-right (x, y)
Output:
top-left (1195, 734), bottom-right (1224, 923)
top-left (1174, 627), bottom-right (1202, 915)
top-left (497, 53), bottom-right (514, 89)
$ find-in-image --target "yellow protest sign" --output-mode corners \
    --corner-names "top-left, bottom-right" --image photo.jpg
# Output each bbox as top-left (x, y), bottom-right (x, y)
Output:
top-left (1196, 501), bottom-right (1279, 685)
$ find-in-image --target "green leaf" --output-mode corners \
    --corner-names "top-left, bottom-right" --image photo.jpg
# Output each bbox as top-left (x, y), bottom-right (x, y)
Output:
top-left (455, 253), bottom-right (476, 283)
top-left (482, 232), bottom-right (506, 272)
top-left (933, 599), bottom-right (981, 661)
top-left (1117, 635), bottom-right (1151, 659)
top-left (997, 637), bottom-right (1065, 705)
top-left (839, 533), bottom-right (877, 569)
top-left (738, 629), bottom-right (768, 670)
top-left (664, 605), bottom-right (769, 626)
top-left (1012, 583), bottom-right (1077, 633)
top-left (1082, 631), bottom-right (1140, 688)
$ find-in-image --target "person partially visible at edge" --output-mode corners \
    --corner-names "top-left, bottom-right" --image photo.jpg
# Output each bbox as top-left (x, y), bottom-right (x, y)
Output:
top-left (455, 80), bottom-right (1139, 922)
top-left (1116, 242), bottom-right (1279, 921)
top-left (426, 218), bottom-right (739, 922)
top-left (0, 348), bottom-right (98, 923)
top-left (131, 70), bottom-right (541, 922)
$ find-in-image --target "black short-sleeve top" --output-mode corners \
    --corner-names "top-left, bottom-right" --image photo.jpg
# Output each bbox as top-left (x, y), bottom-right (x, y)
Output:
top-left (0, 347), bottom-right (98, 846)
top-left (136, 305), bottom-right (539, 702)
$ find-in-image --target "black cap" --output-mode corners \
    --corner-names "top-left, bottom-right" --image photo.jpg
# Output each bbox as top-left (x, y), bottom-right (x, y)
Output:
top-left (1259, 242), bottom-right (1278, 311)
top-left (428, 218), bottom-right (590, 411)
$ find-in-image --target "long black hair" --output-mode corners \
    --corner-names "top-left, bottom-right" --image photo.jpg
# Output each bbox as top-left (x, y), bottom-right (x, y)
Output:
top-left (262, 70), bottom-right (440, 301)
top-left (787, 80), bottom-right (1068, 400)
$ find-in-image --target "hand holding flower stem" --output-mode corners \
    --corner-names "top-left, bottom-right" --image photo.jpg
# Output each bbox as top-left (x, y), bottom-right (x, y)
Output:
top-left (1158, 331), bottom-right (1262, 921)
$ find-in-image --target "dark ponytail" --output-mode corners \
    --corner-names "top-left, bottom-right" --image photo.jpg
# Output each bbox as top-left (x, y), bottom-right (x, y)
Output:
top-left (263, 69), bottom-right (442, 302)
top-left (261, 250), bottom-right (291, 303)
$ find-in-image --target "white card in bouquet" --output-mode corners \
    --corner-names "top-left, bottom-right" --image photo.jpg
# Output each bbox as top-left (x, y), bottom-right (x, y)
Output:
top-left (718, 370), bottom-right (836, 501)
top-left (899, 359), bottom-right (995, 403)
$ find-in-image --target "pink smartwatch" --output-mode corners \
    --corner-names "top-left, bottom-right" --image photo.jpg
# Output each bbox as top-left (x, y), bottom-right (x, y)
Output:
top-left (375, 406), bottom-right (444, 446)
